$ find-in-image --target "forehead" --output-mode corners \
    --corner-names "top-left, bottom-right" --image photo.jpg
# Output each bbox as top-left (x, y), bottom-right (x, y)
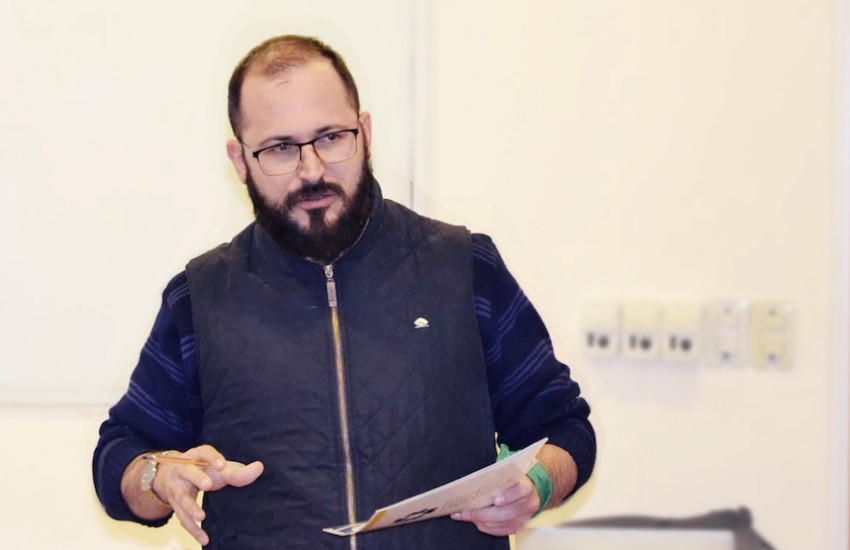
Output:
top-left (239, 59), bottom-right (357, 143)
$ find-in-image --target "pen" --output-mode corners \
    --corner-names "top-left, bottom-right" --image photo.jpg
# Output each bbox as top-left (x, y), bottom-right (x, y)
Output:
top-left (141, 454), bottom-right (210, 467)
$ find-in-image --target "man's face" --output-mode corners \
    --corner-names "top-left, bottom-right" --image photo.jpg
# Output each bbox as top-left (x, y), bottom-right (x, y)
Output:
top-left (226, 59), bottom-right (373, 260)
top-left (244, 152), bottom-right (375, 262)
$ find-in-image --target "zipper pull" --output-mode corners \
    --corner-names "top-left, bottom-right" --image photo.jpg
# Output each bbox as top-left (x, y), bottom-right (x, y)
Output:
top-left (324, 264), bottom-right (338, 308)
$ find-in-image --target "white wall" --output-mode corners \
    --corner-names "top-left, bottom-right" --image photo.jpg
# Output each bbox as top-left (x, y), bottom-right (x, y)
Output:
top-left (0, 0), bottom-right (415, 404)
top-left (420, 1), bottom-right (848, 550)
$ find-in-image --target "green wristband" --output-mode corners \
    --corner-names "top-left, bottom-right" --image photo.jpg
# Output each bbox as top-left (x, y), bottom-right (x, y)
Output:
top-left (496, 444), bottom-right (553, 515)
top-left (526, 462), bottom-right (553, 514)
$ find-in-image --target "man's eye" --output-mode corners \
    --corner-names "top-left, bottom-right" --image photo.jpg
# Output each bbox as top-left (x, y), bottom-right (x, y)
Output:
top-left (262, 143), bottom-right (295, 158)
top-left (319, 132), bottom-right (341, 144)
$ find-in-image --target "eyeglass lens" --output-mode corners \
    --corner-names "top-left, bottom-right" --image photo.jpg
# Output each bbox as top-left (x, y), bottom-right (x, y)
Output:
top-left (257, 129), bottom-right (357, 176)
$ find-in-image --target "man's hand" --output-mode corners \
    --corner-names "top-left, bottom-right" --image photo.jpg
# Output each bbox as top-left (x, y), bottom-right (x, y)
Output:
top-left (121, 444), bottom-right (264, 546)
top-left (450, 443), bottom-right (578, 536)
top-left (450, 477), bottom-right (539, 536)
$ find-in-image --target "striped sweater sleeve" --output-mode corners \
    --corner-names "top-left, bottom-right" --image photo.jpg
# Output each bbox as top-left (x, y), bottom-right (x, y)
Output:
top-left (472, 233), bottom-right (596, 495)
top-left (92, 271), bottom-right (201, 525)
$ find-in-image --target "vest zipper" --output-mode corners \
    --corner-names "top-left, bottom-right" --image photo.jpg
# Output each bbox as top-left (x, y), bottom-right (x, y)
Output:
top-left (324, 264), bottom-right (358, 550)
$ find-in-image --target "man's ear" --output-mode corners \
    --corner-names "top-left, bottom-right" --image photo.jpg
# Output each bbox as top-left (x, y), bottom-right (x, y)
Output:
top-left (226, 139), bottom-right (248, 183)
top-left (359, 111), bottom-right (372, 152)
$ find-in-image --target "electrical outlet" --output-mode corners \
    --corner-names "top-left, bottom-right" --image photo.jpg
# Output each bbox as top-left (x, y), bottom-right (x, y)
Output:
top-left (621, 302), bottom-right (661, 360)
top-left (661, 303), bottom-right (704, 363)
top-left (750, 301), bottom-right (794, 370)
top-left (581, 302), bottom-right (620, 359)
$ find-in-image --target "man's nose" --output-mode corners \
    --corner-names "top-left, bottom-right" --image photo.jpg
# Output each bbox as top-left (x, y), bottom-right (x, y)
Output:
top-left (296, 144), bottom-right (326, 182)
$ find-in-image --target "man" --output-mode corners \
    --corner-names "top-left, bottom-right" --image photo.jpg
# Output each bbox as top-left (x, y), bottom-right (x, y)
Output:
top-left (93, 35), bottom-right (595, 549)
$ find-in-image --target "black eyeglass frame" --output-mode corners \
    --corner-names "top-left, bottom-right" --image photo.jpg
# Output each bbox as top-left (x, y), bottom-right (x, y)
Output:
top-left (243, 128), bottom-right (360, 176)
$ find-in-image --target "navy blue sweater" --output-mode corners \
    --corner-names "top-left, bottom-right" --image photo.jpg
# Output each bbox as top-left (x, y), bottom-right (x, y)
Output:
top-left (93, 233), bottom-right (595, 524)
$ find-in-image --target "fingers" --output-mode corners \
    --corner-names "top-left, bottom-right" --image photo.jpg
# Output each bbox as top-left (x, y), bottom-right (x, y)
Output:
top-left (222, 460), bottom-right (265, 487)
top-left (159, 464), bottom-right (259, 548)
top-left (203, 459), bottom-right (264, 490)
top-left (153, 464), bottom-right (208, 545)
top-left (451, 478), bottom-right (540, 536)
top-left (492, 478), bottom-right (535, 507)
top-left (152, 446), bottom-right (262, 547)
top-left (184, 444), bottom-right (228, 470)
top-left (171, 496), bottom-right (210, 546)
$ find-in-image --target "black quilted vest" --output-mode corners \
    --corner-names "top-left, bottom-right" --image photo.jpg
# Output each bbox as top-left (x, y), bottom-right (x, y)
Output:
top-left (186, 191), bottom-right (506, 550)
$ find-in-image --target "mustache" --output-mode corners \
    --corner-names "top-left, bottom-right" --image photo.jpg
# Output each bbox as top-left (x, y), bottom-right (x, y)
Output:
top-left (284, 181), bottom-right (346, 210)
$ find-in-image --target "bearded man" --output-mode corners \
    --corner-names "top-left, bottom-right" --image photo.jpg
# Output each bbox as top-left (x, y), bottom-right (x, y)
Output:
top-left (93, 34), bottom-right (596, 550)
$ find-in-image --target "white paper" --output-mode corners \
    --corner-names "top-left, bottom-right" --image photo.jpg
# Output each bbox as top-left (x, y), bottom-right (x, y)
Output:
top-left (323, 438), bottom-right (548, 536)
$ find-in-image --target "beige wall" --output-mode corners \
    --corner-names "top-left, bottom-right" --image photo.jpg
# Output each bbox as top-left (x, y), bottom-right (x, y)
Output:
top-left (420, 1), bottom-right (848, 550)
top-left (0, 404), bottom-right (198, 548)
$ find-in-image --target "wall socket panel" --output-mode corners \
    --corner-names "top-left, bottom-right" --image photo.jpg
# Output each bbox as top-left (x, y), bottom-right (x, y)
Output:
top-left (581, 299), bottom-right (793, 370)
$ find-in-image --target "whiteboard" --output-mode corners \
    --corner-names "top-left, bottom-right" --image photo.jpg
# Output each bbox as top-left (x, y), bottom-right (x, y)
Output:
top-left (0, 0), bottom-right (416, 403)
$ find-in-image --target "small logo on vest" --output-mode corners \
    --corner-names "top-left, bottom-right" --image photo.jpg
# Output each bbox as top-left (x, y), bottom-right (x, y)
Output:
top-left (414, 317), bottom-right (430, 329)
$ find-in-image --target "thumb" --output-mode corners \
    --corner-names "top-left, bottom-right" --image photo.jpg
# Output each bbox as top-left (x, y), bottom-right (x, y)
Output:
top-left (223, 460), bottom-right (264, 488)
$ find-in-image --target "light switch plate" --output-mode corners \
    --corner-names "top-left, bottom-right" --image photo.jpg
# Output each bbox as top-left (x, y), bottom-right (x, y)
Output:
top-left (750, 301), bottom-right (794, 370)
top-left (708, 300), bottom-right (748, 367)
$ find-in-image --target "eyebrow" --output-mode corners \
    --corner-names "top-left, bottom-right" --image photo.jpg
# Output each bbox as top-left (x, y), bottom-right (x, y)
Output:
top-left (258, 124), bottom-right (352, 147)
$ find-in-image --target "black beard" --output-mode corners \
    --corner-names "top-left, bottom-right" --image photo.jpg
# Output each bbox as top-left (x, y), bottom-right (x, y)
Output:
top-left (246, 158), bottom-right (375, 263)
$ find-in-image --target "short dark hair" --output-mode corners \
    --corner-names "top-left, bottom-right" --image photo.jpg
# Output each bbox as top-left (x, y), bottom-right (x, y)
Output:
top-left (227, 35), bottom-right (361, 138)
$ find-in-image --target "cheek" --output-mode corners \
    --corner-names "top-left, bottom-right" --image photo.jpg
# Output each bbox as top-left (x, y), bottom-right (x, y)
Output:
top-left (331, 164), bottom-right (363, 197)
top-left (253, 174), bottom-right (300, 206)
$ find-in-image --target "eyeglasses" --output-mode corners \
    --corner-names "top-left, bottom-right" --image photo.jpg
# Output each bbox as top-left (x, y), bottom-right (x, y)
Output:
top-left (244, 128), bottom-right (360, 176)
